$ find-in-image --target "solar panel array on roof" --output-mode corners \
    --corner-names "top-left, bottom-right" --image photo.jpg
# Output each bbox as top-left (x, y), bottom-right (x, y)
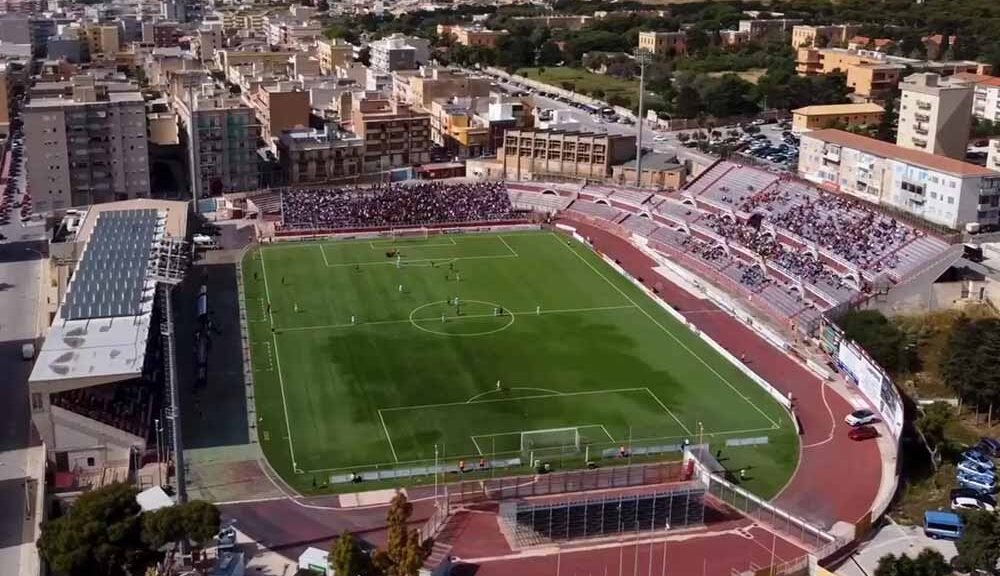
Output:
top-left (63, 209), bottom-right (162, 320)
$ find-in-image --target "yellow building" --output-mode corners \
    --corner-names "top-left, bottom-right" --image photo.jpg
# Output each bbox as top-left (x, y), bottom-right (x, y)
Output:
top-left (429, 100), bottom-right (489, 159)
top-left (316, 38), bottom-right (353, 75)
top-left (790, 24), bottom-right (859, 48)
top-left (500, 129), bottom-right (636, 182)
top-left (611, 152), bottom-right (686, 190)
top-left (637, 31), bottom-right (686, 57)
top-left (436, 25), bottom-right (508, 48)
top-left (84, 24), bottom-right (119, 60)
top-left (791, 103), bottom-right (884, 133)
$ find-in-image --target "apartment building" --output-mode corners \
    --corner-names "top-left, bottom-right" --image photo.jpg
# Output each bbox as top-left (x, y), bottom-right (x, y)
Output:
top-left (499, 129), bottom-right (636, 182)
top-left (142, 21), bottom-right (180, 48)
top-left (83, 24), bottom-right (120, 60)
top-left (369, 34), bottom-right (430, 74)
top-left (399, 66), bottom-right (492, 109)
top-left (792, 103), bottom-right (884, 133)
top-left (25, 76), bottom-right (149, 212)
top-left (316, 38), bottom-right (353, 75)
top-left (436, 24), bottom-right (508, 48)
top-left (896, 73), bottom-right (973, 159)
top-left (0, 57), bottom-right (27, 135)
top-left (952, 73), bottom-right (1000, 122)
top-left (796, 47), bottom-right (988, 101)
top-left (175, 85), bottom-right (261, 198)
top-left (265, 17), bottom-right (322, 48)
top-left (429, 99), bottom-right (489, 159)
top-left (637, 31), bottom-right (686, 57)
top-left (195, 22), bottom-right (223, 62)
top-left (277, 126), bottom-right (364, 184)
top-left (350, 96), bottom-right (431, 173)
top-left (798, 129), bottom-right (1000, 229)
top-left (248, 81), bottom-right (310, 143)
top-left (737, 18), bottom-right (802, 39)
top-left (790, 24), bottom-right (860, 48)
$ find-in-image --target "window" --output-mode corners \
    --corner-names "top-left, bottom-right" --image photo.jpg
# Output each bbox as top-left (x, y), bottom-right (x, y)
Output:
top-left (86, 457), bottom-right (95, 467)
top-left (31, 393), bottom-right (43, 412)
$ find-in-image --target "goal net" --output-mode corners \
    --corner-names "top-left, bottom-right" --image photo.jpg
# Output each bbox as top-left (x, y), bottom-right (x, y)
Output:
top-left (520, 427), bottom-right (582, 455)
top-left (390, 227), bottom-right (429, 240)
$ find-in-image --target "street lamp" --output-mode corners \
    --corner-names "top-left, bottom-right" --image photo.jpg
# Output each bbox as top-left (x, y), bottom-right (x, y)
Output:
top-left (633, 49), bottom-right (652, 188)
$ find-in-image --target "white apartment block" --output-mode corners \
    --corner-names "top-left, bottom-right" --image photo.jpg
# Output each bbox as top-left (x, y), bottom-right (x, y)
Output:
top-left (896, 72), bottom-right (973, 160)
top-left (369, 34), bottom-right (430, 74)
top-left (25, 76), bottom-right (150, 213)
top-left (966, 76), bottom-right (1000, 122)
top-left (799, 129), bottom-right (1000, 230)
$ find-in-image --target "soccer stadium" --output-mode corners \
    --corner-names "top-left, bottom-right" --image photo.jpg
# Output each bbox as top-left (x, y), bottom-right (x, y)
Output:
top-left (223, 161), bottom-right (954, 575)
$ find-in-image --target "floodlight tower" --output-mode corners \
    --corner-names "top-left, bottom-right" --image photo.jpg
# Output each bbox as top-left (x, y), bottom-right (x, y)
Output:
top-left (633, 48), bottom-right (652, 188)
top-left (149, 236), bottom-right (191, 504)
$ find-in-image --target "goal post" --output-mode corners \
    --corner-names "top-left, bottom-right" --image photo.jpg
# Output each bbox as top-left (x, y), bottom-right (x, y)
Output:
top-left (520, 427), bottom-right (582, 455)
top-left (390, 227), bottom-right (430, 241)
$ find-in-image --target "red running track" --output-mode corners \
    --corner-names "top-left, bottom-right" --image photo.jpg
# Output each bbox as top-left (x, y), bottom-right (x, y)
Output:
top-left (561, 218), bottom-right (882, 528)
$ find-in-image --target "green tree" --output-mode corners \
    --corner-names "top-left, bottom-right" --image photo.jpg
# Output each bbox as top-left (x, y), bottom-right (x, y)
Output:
top-left (838, 310), bottom-right (913, 375)
top-left (874, 549), bottom-right (950, 576)
top-left (700, 75), bottom-right (757, 118)
top-left (141, 500), bottom-right (220, 550)
top-left (674, 85), bottom-right (703, 118)
top-left (956, 510), bottom-right (1000, 574)
top-left (914, 402), bottom-right (953, 470)
top-left (537, 41), bottom-right (563, 66)
top-left (38, 483), bottom-right (152, 576)
top-left (331, 531), bottom-right (366, 576)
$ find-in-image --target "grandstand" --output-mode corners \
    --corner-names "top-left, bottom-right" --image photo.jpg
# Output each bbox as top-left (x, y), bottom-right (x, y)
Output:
top-left (247, 166), bottom-right (952, 336)
top-left (28, 199), bottom-right (188, 490)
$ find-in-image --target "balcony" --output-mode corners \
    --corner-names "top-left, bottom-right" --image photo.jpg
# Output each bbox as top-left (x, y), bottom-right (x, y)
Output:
top-left (916, 101), bottom-right (932, 111)
top-left (914, 125), bottom-right (929, 136)
top-left (911, 137), bottom-right (928, 148)
top-left (914, 113), bottom-right (930, 123)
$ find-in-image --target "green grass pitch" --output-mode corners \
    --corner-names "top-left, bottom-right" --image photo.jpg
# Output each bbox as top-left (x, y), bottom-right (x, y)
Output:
top-left (242, 231), bottom-right (799, 496)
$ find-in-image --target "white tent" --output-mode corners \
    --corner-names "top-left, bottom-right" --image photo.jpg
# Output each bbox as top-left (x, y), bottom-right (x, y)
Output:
top-left (136, 486), bottom-right (174, 512)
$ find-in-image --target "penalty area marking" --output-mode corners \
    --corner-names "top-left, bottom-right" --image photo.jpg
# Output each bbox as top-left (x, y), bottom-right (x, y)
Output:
top-left (466, 386), bottom-right (562, 403)
top-left (368, 237), bottom-right (457, 249)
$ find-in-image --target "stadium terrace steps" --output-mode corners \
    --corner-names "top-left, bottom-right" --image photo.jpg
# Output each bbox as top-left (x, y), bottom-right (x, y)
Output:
top-left (566, 200), bottom-right (623, 222)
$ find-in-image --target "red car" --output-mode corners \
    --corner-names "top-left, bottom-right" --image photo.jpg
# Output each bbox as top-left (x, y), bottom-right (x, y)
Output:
top-left (849, 425), bottom-right (879, 441)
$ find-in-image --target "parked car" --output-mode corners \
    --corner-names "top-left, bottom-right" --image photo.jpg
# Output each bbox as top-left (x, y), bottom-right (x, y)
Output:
top-left (951, 487), bottom-right (997, 507)
top-left (844, 409), bottom-right (877, 427)
top-left (848, 426), bottom-right (878, 441)
top-left (957, 473), bottom-right (997, 494)
top-left (963, 450), bottom-right (994, 468)
top-left (976, 437), bottom-right (1000, 457)
top-left (957, 460), bottom-right (996, 481)
top-left (952, 495), bottom-right (996, 512)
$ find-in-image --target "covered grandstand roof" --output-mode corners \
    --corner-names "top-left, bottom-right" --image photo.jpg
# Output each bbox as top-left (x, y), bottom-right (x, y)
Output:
top-left (29, 199), bottom-right (188, 387)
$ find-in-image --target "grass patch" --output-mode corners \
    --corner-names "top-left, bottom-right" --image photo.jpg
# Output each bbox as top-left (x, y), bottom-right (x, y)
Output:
top-left (706, 68), bottom-right (768, 85)
top-left (516, 67), bottom-right (664, 111)
top-left (242, 232), bottom-right (797, 495)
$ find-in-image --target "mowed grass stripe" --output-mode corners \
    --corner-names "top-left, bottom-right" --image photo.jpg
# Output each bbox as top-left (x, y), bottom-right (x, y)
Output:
top-left (243, 231), bottom-right (797, 494)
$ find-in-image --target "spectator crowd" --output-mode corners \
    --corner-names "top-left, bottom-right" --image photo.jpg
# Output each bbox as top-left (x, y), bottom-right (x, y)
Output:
top-left (281, 182), bottom-right (515, 230)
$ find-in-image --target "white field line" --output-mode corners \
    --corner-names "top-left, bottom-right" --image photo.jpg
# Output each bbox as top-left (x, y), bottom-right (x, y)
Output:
top-left (377, 409), bottom-right (400, 463)
top-left (643, 388), bottom-right (693, 436)
top-left (368, 237), bottom-right (457, 249)
top-left (277, 304), bottom-right (637, 333)
top-left (260, 249), bottom-right (300, 472)
top-left (470, 435), bottom-right (485, 456)
top-left (319, 244), bottom-right (331, 266)
top-left (497, 235), bottom-right (519, 257)
top-left (379, 387), bottom-right (653, 413)
top-left (323, 252), bottom-right (519, 268)
top-left (554, 234), bottom-right (781, 431)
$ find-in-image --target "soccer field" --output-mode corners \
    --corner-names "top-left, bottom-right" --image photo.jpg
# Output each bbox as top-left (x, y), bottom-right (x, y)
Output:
top-left (243, 231), bottom-right (798, 494)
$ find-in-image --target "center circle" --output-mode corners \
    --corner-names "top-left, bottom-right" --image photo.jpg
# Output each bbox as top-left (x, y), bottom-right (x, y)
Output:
top-left (409, 300), bottom-right (515, 337)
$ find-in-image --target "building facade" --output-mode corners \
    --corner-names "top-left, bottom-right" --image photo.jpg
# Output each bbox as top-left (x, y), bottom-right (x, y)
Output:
top-left (175, 86), bottom-right (261, 198)
top-left (25, 76), bottom-right (150, 212)
top-left (637, 31), bottom-right (686, 57)
top-left (436, 25), bottom-right (508, 48)
top-left (798, 129), bottom-right (1000, 229)
top-left (896, 72), bottom-right (972, 159)
top-left (249, 82), bottom-right (310, 143)
top-left (277, 126), bottom-right (364, 184)
top-left (499, 129), bottom-right (636, 182)
top-left (350, 96), bottom-right (431, 173)
top-left (369, 34), bottom-right (430, 74)
top-left (791, 103), bottom-right (884, 133)
top-left (316, 38), bottom-right (353, 75)
top-left (790, 24), bottom-right (860, 48)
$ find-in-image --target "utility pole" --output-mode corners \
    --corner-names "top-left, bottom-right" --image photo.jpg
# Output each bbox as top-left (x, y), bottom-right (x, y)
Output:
top-left (633, 49), bottom-right (651, 188)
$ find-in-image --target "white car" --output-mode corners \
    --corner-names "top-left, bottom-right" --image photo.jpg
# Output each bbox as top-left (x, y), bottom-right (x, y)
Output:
top-left (952, 496), bottom-right (996, 512)
top-left (653, 136), bottom-right (668, 142)
top-left (844, 409), bottom-right (877, 427)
